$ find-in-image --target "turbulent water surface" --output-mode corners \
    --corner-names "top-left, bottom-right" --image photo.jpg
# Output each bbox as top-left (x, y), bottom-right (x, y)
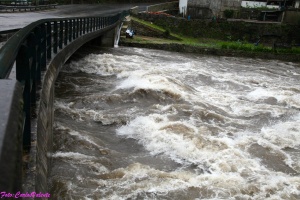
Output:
top-left (49, 47), bottom-right (300, 199)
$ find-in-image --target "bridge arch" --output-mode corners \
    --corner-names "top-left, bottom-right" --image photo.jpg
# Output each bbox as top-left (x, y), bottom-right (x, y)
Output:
top-left (0, 11), bottom-right (128, 193)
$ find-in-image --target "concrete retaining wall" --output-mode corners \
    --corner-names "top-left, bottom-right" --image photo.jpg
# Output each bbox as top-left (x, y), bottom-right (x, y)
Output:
top-left (34, 24), bottom-right (118, 194)
top-left (0, 80), bottom-right (23, 193)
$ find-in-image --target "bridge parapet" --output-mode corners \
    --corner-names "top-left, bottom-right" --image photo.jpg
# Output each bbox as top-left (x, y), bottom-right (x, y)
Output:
top-left (0, 10), bottom-right (128, 193)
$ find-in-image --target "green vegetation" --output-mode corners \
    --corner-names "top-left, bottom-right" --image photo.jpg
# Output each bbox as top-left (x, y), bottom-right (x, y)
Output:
top-left (126, 17), bottom-right (300, 55)
top-left (219, 41), bottom-right (273, 52)
top-left (164, 29), bottom-right (170, 37)
top-left (132, 17), bottom-right (164, 30)
top-left (276, 47), bottom-right (300, 54)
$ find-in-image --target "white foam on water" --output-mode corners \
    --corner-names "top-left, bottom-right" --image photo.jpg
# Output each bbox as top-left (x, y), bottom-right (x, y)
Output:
top-left (229, 100), bottom-right (287, 118)
top-left (54, 49), bottom-right (300, 199)
top-left (55, 123), bottom-right (101, 147)
top-left (54, 101), bottom-right (86, 121)
top-left (246, 88), bottom-right (300, 108)
top-left (55, 100), bottom-right (133, 125)
top-left (115, 71), bottom-right (188, 99)
top-left (116, 113), bottom-right (263, 174)
top-left (283, 93), bottom-right (300, 108)
top-left (247, 88), bottom-right (278, 101)
top-left (64, 53), bottom-right (134, 75)
top-left (69, 130), bottom-right (102, 148)
top-left (117, 114), bottom-right (202, 164)
top-left (114, 111), bottom-right (300, 199)
top-left (91, 163), bottom-right (300, 199)
top-left (261, 121), bottom-right (300, 149)
top-left (230, 116), bottom-right (300, 172)
top-left (52, 151), bottom-right (97, 160)
top-left (51, 151), bottom-right (109, 174)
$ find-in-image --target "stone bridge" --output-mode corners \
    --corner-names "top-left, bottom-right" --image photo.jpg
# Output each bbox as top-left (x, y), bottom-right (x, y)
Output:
top-left (0, 11), bottom-right (128, 195)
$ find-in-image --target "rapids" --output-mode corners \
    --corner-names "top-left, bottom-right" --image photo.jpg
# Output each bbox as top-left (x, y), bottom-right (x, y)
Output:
top-left (49, 47), bottom-right (300, 199)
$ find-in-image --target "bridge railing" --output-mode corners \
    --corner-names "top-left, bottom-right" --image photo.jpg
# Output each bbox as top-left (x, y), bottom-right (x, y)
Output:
top-left (0, 10), bottom-right (128, 191)
top-left (0, 0), bottom-right (50, 6)
top-left (0, 0), bottom-right (32, 6)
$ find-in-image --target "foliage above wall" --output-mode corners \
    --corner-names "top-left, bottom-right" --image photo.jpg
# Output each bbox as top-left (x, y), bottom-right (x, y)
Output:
top-left (52, 0), bottom-right (175, 4)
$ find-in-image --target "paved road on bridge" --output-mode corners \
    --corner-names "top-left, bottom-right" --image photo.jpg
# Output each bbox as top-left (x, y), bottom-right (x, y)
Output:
top-left (0, 4), bottom-right (146, 31)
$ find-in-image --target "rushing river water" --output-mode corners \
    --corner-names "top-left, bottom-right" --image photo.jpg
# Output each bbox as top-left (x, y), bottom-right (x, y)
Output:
top-left (49, 47), bottom-right (300, 199)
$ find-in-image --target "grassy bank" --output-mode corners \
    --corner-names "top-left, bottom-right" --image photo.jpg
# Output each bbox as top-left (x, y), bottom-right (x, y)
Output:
top-left (120, 39), bottom-right (300, 62)
top-left (121, 17), bottom-right (300, 61)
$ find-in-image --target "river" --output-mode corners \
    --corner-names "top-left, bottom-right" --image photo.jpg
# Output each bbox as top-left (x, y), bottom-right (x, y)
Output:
top-left (49, 46), bottom-right (300, 199)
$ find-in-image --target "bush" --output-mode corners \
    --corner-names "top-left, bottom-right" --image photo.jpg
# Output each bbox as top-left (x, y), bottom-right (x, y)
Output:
top-left (224, 9), bottom-right (234, 19)
top-left (277, 47), bottom-right (300, 54)
top-left (164, 29), bottom-right (170, 37)
top-left (221, 43), bottom-right (228, 49)
top-left (239, 45), bottom-right (253, 51)
top-left (228, 44), bottom-right (238, 50)
top-left (253, 45), bottom-right (272, 52)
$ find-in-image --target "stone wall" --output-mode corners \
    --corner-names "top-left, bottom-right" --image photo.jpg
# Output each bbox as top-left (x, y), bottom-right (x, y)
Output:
top-left (284, 10), bottom-right (300, 25)
top-left (187, 0), bottom-right (242, 18)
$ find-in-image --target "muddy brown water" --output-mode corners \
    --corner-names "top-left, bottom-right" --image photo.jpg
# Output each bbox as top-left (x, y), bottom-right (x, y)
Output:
top-left (49, 47), bottom-right (300, 199)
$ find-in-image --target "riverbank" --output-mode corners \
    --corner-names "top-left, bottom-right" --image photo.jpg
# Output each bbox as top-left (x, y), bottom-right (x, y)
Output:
top-left (119, 14), bottom-right (300, 63)
top-left (120, 36), bottom-right (300, 63)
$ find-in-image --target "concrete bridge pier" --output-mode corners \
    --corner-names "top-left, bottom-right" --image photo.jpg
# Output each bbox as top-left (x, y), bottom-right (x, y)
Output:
top-left (90, 25), bottom-right (121, 47)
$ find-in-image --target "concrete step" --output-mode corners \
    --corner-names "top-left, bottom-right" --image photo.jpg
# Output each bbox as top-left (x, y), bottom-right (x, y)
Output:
top-left (124, 16), bottom-right (131, 21)
top-left (122, 20), bottom-right (130, 24)
top-left (121, 16), bottom-right (131, 35)
top-left (122, 16), bottom-right (131, 26)
top-left (122, 25), bottom-right (128, 30)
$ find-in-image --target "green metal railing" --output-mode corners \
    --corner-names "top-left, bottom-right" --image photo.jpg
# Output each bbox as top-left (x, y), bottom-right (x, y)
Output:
top-left (0, 10), bottom-right (128, 150)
